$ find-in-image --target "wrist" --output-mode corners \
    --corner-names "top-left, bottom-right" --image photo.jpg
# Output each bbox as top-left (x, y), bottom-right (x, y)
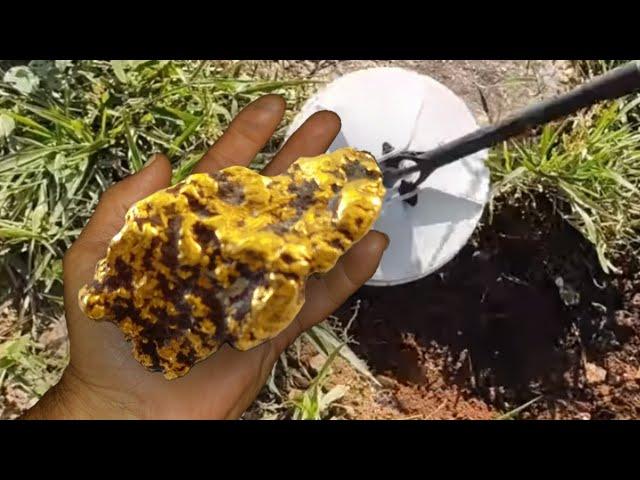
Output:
top-left (21, 366), bottom-right (141, 420)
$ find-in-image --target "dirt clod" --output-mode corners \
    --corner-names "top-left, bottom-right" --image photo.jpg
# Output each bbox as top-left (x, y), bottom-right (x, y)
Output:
top-left (585, 363), bottom-right (607, 385)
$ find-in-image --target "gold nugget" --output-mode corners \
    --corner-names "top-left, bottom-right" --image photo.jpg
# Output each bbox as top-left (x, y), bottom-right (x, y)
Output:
top-left (79, 148), bottom-right (385, 379)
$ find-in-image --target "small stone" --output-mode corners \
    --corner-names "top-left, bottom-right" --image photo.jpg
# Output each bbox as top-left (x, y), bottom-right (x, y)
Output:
top-left (375, 374), bottom-right (397, 389)
top-left (614, 311), bottom-right (634, 328)
top-left (585, 362), bottom-right (607, 384)
top-left (619, 366), bottom-right (640, 383)
top-left (606, 372), bottom-right (622, 386)
top-left (596, 385), bottom-right (611, 398)
top-left (341, 405), bottom-right (356, 418)
top-left (555, 276), bottom-right (580, 306)
top-left (290, 369), bottom-right (310, 389)
top-left (287, 388), bottom-right (303, 401)
top-left (79, 148), bottom-right (385, 379)
top-left (308, 354), bottom-right (327, 374)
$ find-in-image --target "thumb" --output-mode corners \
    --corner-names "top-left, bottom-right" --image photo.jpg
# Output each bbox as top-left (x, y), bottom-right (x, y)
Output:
top-left (75, 153), bottom-right (173, 249)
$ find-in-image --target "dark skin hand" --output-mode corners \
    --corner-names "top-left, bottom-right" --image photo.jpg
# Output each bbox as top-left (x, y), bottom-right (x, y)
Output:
top-left (22, 95), bottom-right (388, 419)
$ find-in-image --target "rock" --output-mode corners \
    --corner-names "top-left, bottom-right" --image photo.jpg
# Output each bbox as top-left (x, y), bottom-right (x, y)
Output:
top-left (585, 362), bottom-right (607, 385)
top-left (606, 372), bottom-right (623, 386)
top-left (622, 367), bottom-right (640, 382)
top-left (555, 276), bottom-right (580, 306)
top-left (287, 388), bottom-right (303, 401)
top-left (614, 310), bottom-right (635, 328)
top-left (79, 148), bottom-right (385, 379)
top-left (596, 385), bottom-right (611, 398)
top-left (290, 371), bottom-right (310, 390)
top-left (307, 354), bottom-right (327, 374)
top-left (375, 374), bottom-right (397, 389)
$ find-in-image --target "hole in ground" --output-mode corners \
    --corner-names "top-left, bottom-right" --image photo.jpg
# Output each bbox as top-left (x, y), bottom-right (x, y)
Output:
top-left (338, 197), bottom-right (629, 412)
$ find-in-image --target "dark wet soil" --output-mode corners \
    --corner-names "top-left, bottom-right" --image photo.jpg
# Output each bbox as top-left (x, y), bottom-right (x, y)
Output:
top-left (337, 196), bottom-right (639, 419)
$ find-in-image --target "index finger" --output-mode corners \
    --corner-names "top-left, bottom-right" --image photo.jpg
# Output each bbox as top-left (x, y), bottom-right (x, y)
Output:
top-left (261, 110), bottom-right (341, 176)
top-left (192, 94), bottom-right (286, 174)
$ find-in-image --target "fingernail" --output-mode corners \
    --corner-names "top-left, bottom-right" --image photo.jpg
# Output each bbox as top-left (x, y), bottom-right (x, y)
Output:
top-left (258, 94), bottom-right (285, 111)
top-left (381, 233), bottom-right (391, 250)
top-left (143, 153), bottom-right (160, 169)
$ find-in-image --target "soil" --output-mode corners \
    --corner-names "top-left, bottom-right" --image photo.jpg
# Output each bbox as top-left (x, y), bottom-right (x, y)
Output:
top-left (0, 302), bottom-right (68, 420)
top-left (331, 197), bottom-right (640, 419)
top-left (324, 344), bottom-right (497, 420)
top-left (274, 59), bottom-right (572, 126)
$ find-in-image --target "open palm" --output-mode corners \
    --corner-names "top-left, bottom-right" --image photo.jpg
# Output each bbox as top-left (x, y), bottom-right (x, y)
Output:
top-left (26, 95), bottom-right (387, 419)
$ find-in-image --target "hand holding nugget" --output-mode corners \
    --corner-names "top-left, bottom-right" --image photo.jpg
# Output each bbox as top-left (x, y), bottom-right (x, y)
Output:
top-left (79, 148), bottom-right (384, 379)
top-left (23, 95), bottom-right (388, 419)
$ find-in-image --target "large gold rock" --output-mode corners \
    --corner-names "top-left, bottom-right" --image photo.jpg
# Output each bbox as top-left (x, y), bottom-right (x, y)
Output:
top-left (79, 148), bottom-right (385, 379)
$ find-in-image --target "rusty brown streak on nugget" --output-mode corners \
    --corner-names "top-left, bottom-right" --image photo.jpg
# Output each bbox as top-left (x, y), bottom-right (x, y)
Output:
top-left (78, 148), bottom-right (386, 379)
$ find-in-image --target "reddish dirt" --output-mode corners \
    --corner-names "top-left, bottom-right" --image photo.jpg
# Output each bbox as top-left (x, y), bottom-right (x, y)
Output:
top-left (334, 196), bottom-right (640, 419)
top-left (326, 347), bottom-right (496, 420)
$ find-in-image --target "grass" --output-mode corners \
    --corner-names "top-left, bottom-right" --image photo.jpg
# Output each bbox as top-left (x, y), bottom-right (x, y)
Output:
top-left (0, 60), bottom-right (318, 415)
top-left (288, 343), bottom-right (348, 420)
top-left (496, 395), bottom-right (543, 420)
top-left (0, 334), bottom-right (62, 395)
top-left (0, 319), bottom-right (67, 419)
top-left (488, 98), bottom-right (640, 273)
top-left (240, 314), bottom-right (378, 420)
top-left (571, 60), bottom-right (631, 79)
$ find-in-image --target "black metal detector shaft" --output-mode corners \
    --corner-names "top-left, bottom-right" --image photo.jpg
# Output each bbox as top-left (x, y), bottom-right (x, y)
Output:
top-left (383, 60), bottom-right (640, 188)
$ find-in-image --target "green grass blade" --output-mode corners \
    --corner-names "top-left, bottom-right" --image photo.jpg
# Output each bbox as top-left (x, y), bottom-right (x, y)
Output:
top-left (496, 395), bottom-right (543, 420)
top-left (123, 117), bottom-right (143, 172)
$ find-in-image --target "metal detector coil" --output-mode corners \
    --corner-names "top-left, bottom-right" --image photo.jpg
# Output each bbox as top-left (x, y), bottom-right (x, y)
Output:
top-left (286, 67), bottom-right (490, 286)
